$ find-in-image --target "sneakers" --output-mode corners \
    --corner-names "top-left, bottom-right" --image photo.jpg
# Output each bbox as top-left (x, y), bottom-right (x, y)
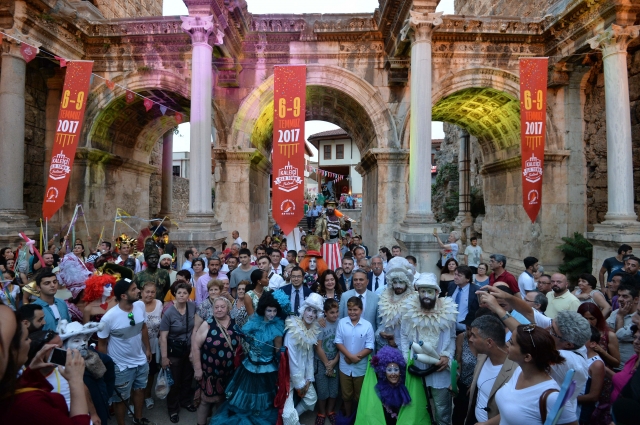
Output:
top-left (133, 418), bottom-right (156, 425)
top-left (145, 397), bottom-right (154, 410)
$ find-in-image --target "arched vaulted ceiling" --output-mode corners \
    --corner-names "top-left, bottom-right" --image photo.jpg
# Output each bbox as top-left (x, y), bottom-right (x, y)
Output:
top-left (432, 88), bottom-right (521, 153)
top-left (250, 85), bottom-right (376, 154)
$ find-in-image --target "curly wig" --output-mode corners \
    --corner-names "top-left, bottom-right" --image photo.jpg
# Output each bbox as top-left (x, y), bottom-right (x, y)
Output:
top-left (83, 274), bottom-right (117, 303)
top-left (371, 346), bottom-right (407, 378)
top-left (256, 291), bottom-right (285, 319)
top-left (299, 255), bottom-right (328, 276)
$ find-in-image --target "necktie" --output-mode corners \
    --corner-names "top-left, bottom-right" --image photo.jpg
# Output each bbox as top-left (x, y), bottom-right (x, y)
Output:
top-left (455, 288), bottom-right (462, 306)
top-left (294, 288), bottom-right (300, 315)
top-left (375, 276), bottom-right (380, 292)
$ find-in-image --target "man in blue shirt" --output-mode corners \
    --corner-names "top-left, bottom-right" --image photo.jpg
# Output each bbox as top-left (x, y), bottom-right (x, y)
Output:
top-left (33, 271), bottom-right (69, 331)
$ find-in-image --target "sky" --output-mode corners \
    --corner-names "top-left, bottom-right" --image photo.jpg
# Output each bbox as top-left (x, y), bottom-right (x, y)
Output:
top-left (165, 0), bottom-right (454, 153)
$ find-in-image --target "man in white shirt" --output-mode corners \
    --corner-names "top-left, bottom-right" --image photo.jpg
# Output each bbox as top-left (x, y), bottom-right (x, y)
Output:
top-left (517, 256), bottom-right (538, 299)
top-left (97, 279), bottom-right (152, 425)
top-left (367, 255), bottom-right (386, 294)
top-left (463, 237), bottom-right (483, 272)
top-left (232, 230), bottom-right (243, 246)
top-left (181, 248), bottom-right (196, 275)
top-left (115, 241), bottom-right (141, 273)
top-left (257, 255), bottom-right (285, 290)
top-left (269, 248), bottom-right (286, 274)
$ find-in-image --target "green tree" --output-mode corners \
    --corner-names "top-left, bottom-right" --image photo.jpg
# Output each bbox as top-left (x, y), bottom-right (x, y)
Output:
top-left (557, 232), bottom-right (593, 285)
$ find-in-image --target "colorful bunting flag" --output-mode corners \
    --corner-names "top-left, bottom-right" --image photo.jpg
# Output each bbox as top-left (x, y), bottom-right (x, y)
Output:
top-left (54, 56), bottom-right (67, 67)
top-left (160, 105), bottom-right (167, 115)
top-left (125, 90), bottom-right (135, 104)
top-left (20, 43), bottom-right (37, 63)
top-left (143, 98), bottom-right (153, 112)
top-left (175, 112), bottom-right (183, 124)
top-left (105, 80), bottom-right (115, 90)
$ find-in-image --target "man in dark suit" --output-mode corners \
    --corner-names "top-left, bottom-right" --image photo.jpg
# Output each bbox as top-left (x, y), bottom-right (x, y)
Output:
top-left (339, 269), bottom-right (379, 332)
top-left (366, 255), bottom-right (387, 294)
top-left (280, 266), bottom-right (311, 316)
top-left (465, 315), bottom-right (517, 425)
top-left (338, 255), bottom-right (355, 292)
top-left (447, 265), bottom-right (480, 332)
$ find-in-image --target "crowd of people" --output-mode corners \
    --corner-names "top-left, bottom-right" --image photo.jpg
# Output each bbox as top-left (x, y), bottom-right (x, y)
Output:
top-left (1, 205), bottom-right (640, 425)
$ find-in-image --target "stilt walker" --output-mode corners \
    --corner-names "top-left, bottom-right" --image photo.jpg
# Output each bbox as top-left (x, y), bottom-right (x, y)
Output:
top-left (315, 198), bottom-right (344, 271)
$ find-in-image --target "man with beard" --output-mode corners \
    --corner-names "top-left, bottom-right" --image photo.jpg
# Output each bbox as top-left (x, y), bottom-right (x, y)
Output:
top-left (132, 240), bottom-right (171, 301)
top-left (159, 253), bottom-right (177, 284)
top-left (282, 293), bottom-right (324, 425)
top-left (607, 284), bottom-right (639, 368)
top-left (376, 261), bottom-right (414, 350)
top-left (98, 278), bottom-right (152, 425)
top-left (18, 303), bottom-right (46, 333)
top-left (544, 272), bottom-right (580, 319)
top-left (400, 273), bottom-right (458, 425)
top-left (338, 255), bottom-right (355, 292)
top-left (315, 199), bottom-right (344, 271)
top-left (195, 256), bottom-right (228, 306)
top-left (115, 241), bottom-right (142, 273)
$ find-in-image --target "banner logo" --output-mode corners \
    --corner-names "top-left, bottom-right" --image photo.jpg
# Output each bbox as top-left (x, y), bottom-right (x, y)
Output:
top-left (520, 58), bottom-right (548, 223)
top-left (271, 65), bottom-right (306, 234)
top-left (523, 154), bottom-right (542, 183)
top-left (274, 162), bottom-right (303, 192)
top-left (43, 61), bottom-right (94, 220)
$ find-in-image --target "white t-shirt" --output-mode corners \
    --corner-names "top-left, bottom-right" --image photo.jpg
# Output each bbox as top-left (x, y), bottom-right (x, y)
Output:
top-left (517, 272), bottom-right (536, 299)
top-left (464, 245), bottom-right (483, 267)
top-left (475, 359), bottom-right (503, 422)
top-left (235, 237), bottom-right (243, 245)
top-left (50, 303), bottom-right (61, 320)
top-left (97, 303), bottom-right (148, 370)
top-left (549, 347), bottom-right (589, 422)
top-left (46, 368), bottom-right (70, 410)
top-left (496, 367), bottom-right (574, 425)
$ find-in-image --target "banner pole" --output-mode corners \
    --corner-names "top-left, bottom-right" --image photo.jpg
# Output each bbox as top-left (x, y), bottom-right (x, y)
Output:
top-left (112, 209), bottom-right (118, 241)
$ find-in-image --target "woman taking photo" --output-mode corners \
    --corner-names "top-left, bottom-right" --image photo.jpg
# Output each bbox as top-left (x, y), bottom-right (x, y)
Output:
top-left (244, 268), bottom-right (270, 316)
top-left (159, 282), bottom-right (197, 423)
top-left (192, 297), bottom-right (240, 425)
top-left (136, 281), bottom-right (163, 410)
top-left (315, 269), bottom-right (342, 302)
top-left (573, 273), bottom-right (611, 318)
top-left (473, 262), bottom-right (490, 287)
top-left (495, 324), bottom-right (577, 425)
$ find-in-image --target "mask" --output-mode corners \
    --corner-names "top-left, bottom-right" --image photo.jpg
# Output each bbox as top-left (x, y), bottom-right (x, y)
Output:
top-left (265, 306), bottom-right (278, 321)
top-left (392, 280), bottom-right (407, 294)
top-left (65, 335), bottom-right (89, 358)
top-left (385, 362), bottom-right (401, 385)
top-left (102, 284), bottom-right (112, 299)
top-left (309, 257), bottom-right (317, 271)
top-left (302, 307), bottom-right (318, 325)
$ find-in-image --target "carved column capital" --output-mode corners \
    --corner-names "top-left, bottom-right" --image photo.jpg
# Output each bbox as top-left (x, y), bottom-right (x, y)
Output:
top-left (181, 15), bottom-right (224, 46)
top-left (588, 24), bottom-right (640, 59)
top-left (1, 33), bottom-right (41, 60)
top-left (400, 11), bottom-right (443, 43)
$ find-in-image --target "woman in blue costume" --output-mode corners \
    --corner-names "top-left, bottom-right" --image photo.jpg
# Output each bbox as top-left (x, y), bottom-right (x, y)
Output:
top-left (210, 290), bottom-right (289, 424)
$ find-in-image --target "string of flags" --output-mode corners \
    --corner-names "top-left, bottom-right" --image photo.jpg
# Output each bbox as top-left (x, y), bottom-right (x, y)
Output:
top-left (306, 165), bottom-right (348, 182)
top-left (0, 31), bottom-right (186, 123)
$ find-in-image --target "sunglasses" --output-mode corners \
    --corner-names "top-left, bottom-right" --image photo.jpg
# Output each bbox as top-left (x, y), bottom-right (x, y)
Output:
top-left (128, 312), bottom-right (135, 326)
top-left (521, 324), bottom-right (536, 347)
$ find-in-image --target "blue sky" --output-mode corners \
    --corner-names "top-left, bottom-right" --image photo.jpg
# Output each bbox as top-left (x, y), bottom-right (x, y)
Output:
top-left (165, 0), bottom-right (453, 152)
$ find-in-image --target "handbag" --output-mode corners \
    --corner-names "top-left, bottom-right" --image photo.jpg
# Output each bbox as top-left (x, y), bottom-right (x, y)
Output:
top-left (167, 305), bottom-right (190, 358)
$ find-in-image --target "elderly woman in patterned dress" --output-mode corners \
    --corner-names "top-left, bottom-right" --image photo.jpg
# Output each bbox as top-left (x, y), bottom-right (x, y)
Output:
top-left (192, 296), bottom-right (239, 425)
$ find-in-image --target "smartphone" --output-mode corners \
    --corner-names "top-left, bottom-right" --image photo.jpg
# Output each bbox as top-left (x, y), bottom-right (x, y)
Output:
top-left (48, 347), bottom-right (67, 366)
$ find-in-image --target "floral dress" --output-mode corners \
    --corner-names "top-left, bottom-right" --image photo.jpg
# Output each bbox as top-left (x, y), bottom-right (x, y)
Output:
top-left (200, 318), bottom-right (239, 402)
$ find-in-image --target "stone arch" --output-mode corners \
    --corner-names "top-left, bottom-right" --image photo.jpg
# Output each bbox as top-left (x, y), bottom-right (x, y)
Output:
top-left (229, 65), bottom-right (397, 154)
top-left (83, 70), bottom-right (227, 163)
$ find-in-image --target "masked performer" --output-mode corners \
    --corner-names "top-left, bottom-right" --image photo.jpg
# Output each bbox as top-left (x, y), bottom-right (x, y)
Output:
top-left (377, 258), bottom-right (415, 350)
top-left (299, 236), bottom-right (328, 289)
top-left (314, 199), bottom-right (344, 271)
top-left (400, 273), bottom-right (457, 425)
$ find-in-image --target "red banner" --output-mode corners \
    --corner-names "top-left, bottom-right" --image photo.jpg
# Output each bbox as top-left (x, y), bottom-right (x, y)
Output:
top-left (272, 65), bottom-right (306, 235)
top-left (520, 58), bottom-right (548, 223)
top-left (43, 61), bottom-right (94, 220)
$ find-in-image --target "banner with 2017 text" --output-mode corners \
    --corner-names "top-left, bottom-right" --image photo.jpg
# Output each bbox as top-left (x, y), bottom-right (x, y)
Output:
top-left (272, 65), bottom-right (306, 235)
top-left (520, 58), bottom-right (548, 223)
top-left (43, 61), bottom-right (94, 220)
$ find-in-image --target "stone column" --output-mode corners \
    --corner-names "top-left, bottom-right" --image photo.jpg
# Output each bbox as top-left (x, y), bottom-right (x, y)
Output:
top-left (159, 130), bottom-right (173, 216)
top-left (403, 10), bottom-right (442, 224)
top-left (0, 37), bottom-right (38, 241)
top-left (394, 10), bottom-right (443, 274)
top-left (457, 129), bottom-right (471, 218)
top-left (171, 15), bottom-right (226, 267)
top-left (588, 25), bottom-right (640, 225)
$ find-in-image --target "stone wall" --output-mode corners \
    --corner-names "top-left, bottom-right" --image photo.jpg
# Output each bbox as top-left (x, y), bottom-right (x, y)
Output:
top-left (454, 0), bottom-right (564, 17)
top-left (172, 176), bottom-right (189, 221)
top-left (24, 64), bottom-right (47, 219)
top-left (583, 46), bottom-right (640, 230)
top-left (90, 0), bottom-right (162, 19)
top-left (148, 139), bottom-right (162, 217)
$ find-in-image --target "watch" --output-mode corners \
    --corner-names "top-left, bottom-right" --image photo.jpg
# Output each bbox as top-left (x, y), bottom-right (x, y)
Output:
top-left (500, 312), bottom-right (512, 322)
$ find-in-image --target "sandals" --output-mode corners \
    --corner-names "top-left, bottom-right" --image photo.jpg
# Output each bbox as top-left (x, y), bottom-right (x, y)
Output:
top-left (145, 397), bottom-right (154, 410)
top-left (169, 413), bottom-right (179, 423)
top-left (183, 404), bottom-right (197, 412)
top-left (133, 418), bottom-right (156, 425)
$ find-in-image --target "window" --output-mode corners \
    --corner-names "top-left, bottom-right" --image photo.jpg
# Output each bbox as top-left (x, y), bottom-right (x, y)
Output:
top-left (173, 165), bottom-right (180, 176)
top-left (324, 145), bottom-right (332, 160)
top-left (336, 144), bottom-right (344, 159)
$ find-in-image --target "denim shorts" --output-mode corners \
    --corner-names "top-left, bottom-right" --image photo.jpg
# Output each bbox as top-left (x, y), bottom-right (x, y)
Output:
top-left (110, 363), bottom-right (149, 404)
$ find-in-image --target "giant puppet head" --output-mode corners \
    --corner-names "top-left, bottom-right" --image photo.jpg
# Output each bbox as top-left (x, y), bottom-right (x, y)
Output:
top-left (57, 320), bottom-right (107, 378)
top-left (298, 235), bottom-right (328, 275)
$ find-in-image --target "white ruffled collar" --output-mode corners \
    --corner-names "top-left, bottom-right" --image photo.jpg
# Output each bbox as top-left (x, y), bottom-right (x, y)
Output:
top-left (403, 294), bottom-right (458, 333)
top-left (285, 316), bottom-right (321, 350)
top-left (378, 288), bottom-right (413, 328)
